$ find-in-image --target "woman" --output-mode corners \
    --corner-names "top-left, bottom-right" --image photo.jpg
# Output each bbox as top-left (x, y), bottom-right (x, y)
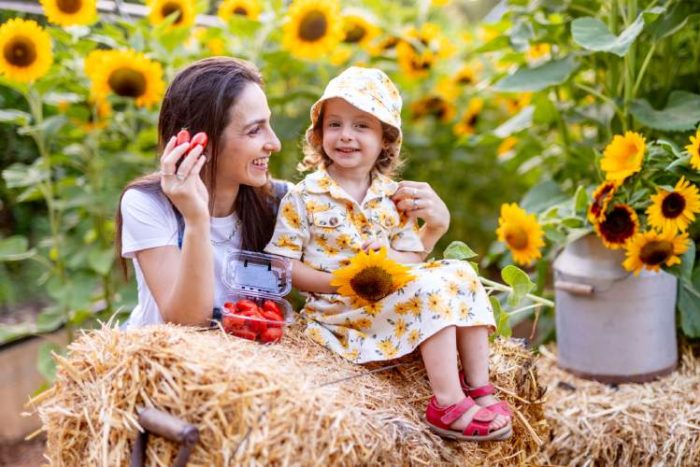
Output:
top-left (115, 57), bottom-right (450, 328)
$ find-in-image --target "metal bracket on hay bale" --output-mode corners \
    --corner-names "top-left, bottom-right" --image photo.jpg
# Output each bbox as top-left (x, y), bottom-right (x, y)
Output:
top-left (130, 407), bottom-right (199, 467)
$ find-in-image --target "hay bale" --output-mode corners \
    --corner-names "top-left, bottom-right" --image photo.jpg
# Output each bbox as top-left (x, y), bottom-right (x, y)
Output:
top-left (537, 343), bottom-right (700, 466)
top-left (30, 324), bottom-right (547, 465)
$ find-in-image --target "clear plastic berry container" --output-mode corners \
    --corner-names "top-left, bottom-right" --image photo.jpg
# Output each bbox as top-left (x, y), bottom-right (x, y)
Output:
top-left (220, 249), bottom-right (295, 343)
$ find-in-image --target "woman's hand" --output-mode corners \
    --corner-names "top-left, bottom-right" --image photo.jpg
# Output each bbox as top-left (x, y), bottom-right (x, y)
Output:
top-left (160, 136), bottom-right (209, 223)
top-left (392, 181), bottom-right (450, 235)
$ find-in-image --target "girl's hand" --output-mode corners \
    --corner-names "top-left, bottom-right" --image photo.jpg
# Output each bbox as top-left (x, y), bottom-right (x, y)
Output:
top-left (361, 239), bottom-right (384, 253)
top-left (160, 136), bottom-right (209, 223)
top-left (392, 181), bottom-right (450, 235)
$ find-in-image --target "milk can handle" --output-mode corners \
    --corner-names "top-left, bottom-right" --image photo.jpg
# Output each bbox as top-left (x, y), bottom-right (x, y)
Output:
top-left (554, 280), bottom-right (594, 296)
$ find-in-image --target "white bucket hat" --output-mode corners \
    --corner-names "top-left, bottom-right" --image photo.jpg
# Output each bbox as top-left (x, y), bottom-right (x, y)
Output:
top-left (306, 66), bottom-right (403, 156)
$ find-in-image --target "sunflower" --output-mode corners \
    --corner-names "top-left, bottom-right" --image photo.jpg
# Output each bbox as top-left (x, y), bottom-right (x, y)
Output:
top-left (85, 49), bottom-right (164, 108)
top-left (587, 180), bottom-right (618, 223)
top-left (594, 204), bottom-right (639, 249)
top-left (497, 136), bottom-right (518, 158)
top-left (330, 247), bottom-right (415, 305)
top-left (40, 0), bottom-right (97, 26)
top-left (453, 98), bottom-right (484, 137)
top-left (600, 131), bottom-right (646, 182)
top-left (148, 0), bottom-right (195, 29)
top-left (646, 177), bottom-right (700, 233)
top-left (218, 0), bottom-right (261, 22)
top-left (341, 12), bottom-right (378, 49)
top-left (527, 43), bottom-right (551, 62)
top-left (686, 128), bottom-right (700, 171)
top-left (499, 93), bottom-right (532, 114)
top-left (496, 203), bottom-right (545, 266)
top-left (623, 229), bottom-right (690, 275)
top-left (410, 95), bottom-right (456, 122)
top-left (0, 19), bottom-right (52, 83)
top-left (282, 0), bottom-right (343, 61)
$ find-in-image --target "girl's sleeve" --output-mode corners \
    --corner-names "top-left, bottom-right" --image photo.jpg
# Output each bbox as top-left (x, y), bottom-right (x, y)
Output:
top-left (390, 210), bottom-right (425, 253)
top-left (121, 189), bottom-right (178, 258)
top-left (264, 190), bottom-right (309, 260)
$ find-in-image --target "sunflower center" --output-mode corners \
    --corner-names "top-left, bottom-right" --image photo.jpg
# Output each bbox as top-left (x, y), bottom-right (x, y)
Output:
top-left (108, 67), bottom-right (147, 98)
top-left (57, 0), bottom-right (83, 14)
top-left (233, 7), bottom-right (248, 16)
top-left (639, 240), bottom-right (673, 266)
top-left (298, 10), bottom-right (328, 42)
top-left (344, 25), bottom-right (367, 43)
top-left (599, 206), bottom-right (636, 244)
top-left (161, 3), bottom-right (184, 24)
top-left (350, 266), bottom-right (394, 302)
top-left (505, 226), bottom-right (529, 250)
top-left (661, 192), bottom-right (686, 219)
top-left (3, 36), bottom-right (37, 68)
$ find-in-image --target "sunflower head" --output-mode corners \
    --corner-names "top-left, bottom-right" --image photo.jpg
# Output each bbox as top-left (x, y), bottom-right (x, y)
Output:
top-left (453, 98), bottom-right (484, 136)
top-left (0, 19), bottom-right (53, 83)
top-left (410, 95), bottom-right (456, 122)
top-left (282, 0), bottom-right (343, 60)
top-left (330, 247), bottom-right (415, 305)
top-left (686, 128), bottom-right (700, 171)
top-left (85, 49), bottom-right (164, 108)
top-left (341, 13), bottom-right (378, 48)
top-left (148, 0), bottom-right (195, 29)
top-left (218, 0), bottom-right (262, 22)
top-left (594, 203), bottom-right (639, 249)
top-left (496, 203), bottom-right (545, 266)
top-left (600, 131), bottom-right (646, 182)
top-left (40, 0), bottom-right (97, 27)
top-left (623, 229), bottom-right (690, 275)
top-left (646, 177), bottom-right (700, 234)
top-left (587, 180), bottom-right (618, 223)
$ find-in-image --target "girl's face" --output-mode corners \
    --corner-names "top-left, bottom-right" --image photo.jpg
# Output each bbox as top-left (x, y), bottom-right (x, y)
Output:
top-left (321, 98), bottom-right (384, 176)
top-left (216, 83), bottom-right (281, 188)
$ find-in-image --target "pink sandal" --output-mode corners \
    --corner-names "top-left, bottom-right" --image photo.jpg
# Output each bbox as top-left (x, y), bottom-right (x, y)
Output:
top-left (425, 396), bottom-right (512, 441)
top-left (459, 373), bottom-right (513, 419)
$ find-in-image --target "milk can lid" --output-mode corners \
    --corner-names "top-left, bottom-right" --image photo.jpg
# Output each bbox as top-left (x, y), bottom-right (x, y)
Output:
top-left (553, 233), bottom-right (628, 280)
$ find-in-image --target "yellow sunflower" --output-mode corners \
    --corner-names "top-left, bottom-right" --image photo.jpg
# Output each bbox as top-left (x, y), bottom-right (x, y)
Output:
top-left (527, 43), bottom-right (551, 62)
top-left (686, 128), bottom-right (700, 171)
top-left (410, 95), bottom-right (456, 122)
top-left (218, 0), bottom-right (261, 22)
top-left (148, 0), bottom-right (195, 29)
top-left (85, 49), bottom-right (164, 108)
top-left (587, 180), bottom-right (618, 223)
top-left (330, 247), bottom-right (415, 305)
top-left (600, 131), bottom-right (646, 182)
top-left (341, 12), bottom-right (379, 49)
top-left (0, 19), bottom-right (52, 83)
top-left (497, 136), bottom-right (518, 158)
top-left (496, 203), bottom-right (545, 266)
top-left (453, 98), bottom-right (484, 137)
top-left (623, 229), bottom-right (690, 275)
top-left (646, 177), bottom-right (700, 233)
top-left (594, 204), bottom-right (639, 249)
top-left (40, 0), bottom-right (97, 26)
top-left (282, 0), bottom-right (343, 61)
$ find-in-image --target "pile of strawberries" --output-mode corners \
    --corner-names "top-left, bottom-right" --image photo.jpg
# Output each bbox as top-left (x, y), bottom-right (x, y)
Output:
top-left (222, 299), bottom-right (285, 343)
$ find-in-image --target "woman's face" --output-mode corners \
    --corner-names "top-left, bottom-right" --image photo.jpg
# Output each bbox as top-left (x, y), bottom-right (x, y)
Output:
top-left (216, 83), bottom-right (281, 188)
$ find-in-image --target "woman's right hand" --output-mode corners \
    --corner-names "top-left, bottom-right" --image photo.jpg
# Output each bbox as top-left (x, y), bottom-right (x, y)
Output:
top-left (160, 136), bottom-right (209, 223)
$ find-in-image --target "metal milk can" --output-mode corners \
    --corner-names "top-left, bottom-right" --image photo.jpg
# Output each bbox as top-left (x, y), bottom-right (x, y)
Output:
top-left (553, 234), bottom-right (678, 383)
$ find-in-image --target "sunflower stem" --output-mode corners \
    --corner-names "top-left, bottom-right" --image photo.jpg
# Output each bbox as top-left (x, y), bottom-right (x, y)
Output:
top-left (480, 277), bottom-right (555, 308)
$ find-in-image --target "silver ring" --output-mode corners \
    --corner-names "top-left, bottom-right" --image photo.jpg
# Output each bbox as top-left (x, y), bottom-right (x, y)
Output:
top-left (412, 198), bottom-right (418, 209)
top-left (412, 188), bottom-right (418, 197)
top-left (176, 174), bottom-right (186, 181)
top-left (160, 170), bottom-right (175, 176)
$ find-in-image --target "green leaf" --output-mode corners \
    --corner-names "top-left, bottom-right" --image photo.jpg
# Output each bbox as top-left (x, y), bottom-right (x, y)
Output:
top-left (489, 296), bottom-right (512, 338)
top-left (0, 109), bottom-right (31, 125)
top-left (443, 241), bottom-right (478, 260)
top-left (521, 180), bottom-right (567, 213)
top-left (532, 94), bottom-right (558, 125)
top-left (493, 106), bottom-right (533, 138)
top-left (571, 16), bottom-right (644, 57)
top-left (35, 306), bottom-right (66, 333)
top-left (509, 21), bottom-right (534, 52)
top-left (501, 265), bottom-right (535, 307)
top-left (680, 243), bottom-right (696, 281)
top-left (679, 278), bottom-right (700, 338)
top-left (573, 185), bottom-right (589, 214)
top-left (88, 247), bottom-right (115, 276)
top-left (630, 91), bottom-right (700, 132)
top-left (0, 236), bottom-right (34, 261)
top-left (492, 56), bottom-right (579, 92)
top-left (2, 161), bottom-right (49, 189)
top-left (469, 261), bottom-right (480, 276)
top-left (0, 322), bottom-right (36, 345)
top-left (37, 342), bottom-right (65, 383)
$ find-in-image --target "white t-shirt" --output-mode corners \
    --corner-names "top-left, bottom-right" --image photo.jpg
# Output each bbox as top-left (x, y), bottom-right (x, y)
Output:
top-left (120, 188), bottom-right (242, 329)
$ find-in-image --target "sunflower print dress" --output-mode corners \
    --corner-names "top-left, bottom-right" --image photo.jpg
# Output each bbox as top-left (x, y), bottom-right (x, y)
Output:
top-left (264, 169), bottom-right (495, 364)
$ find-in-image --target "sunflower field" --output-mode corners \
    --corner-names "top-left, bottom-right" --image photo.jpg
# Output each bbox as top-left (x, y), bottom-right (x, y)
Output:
top-left (0, 0), bottom-right (699, 361)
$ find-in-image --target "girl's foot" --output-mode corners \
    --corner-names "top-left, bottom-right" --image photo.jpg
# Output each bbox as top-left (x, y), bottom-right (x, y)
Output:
top-left (459, 375), bottom-right (512, 428)
top-left (425, 395), bottom-right (512, 441)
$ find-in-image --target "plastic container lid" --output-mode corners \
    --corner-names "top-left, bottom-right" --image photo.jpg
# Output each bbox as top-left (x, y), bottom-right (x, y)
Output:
top-left (223, 249), bottom-right (292, 297)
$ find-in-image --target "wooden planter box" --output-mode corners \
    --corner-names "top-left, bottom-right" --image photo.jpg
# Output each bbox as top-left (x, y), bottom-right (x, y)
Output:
top-left (0, 328), bottom-right (67, 442)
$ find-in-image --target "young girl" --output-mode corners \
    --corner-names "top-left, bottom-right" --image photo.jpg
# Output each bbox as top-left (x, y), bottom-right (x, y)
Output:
top-left (265, 67), bottom-right (512, 441)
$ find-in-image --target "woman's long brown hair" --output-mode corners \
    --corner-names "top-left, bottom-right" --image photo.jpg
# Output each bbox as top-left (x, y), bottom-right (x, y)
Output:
top-left (115, 57), bottom-right (277, 279)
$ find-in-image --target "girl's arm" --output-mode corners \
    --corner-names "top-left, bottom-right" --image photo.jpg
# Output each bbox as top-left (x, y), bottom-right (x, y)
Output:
top-left (388, 249), bottom-right (424, 264)
top-left (291, 259), bottom-right (336, 294)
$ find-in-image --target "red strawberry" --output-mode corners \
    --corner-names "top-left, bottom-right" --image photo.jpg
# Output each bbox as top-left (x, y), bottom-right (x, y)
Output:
top-left (231, 328), bottom-right (257, 341)
top-left (236, 299), bottom-right (258, 313)
top-left (260, 327), bottom-right (283, 343)
top-left (262, 300), bottom-right (283, 320)
top-left (222, 313), bottom-right (245, 332)
top-left (261, 310), bottom-right (283, 328)
top-left (175, 129), bottom-right (190, 145)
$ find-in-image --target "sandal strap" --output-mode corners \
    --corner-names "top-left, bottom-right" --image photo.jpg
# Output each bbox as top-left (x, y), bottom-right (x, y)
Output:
top-left (440, 397), bottom-right (476, 425)
top-left (464, 407), bottom-right (496, 437)
top-left (468, 383), bottom-right (496, 399)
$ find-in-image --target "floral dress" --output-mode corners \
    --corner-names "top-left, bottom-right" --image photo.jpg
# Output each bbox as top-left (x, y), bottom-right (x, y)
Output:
top-left (264, 169), bottom-right (495, 363)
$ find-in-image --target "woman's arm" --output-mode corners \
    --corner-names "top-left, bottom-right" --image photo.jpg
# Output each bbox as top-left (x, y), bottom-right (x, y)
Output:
top-left (391, 181), bottom-right (450, 259)
top-left (291, 259), bottom-right (336, 294)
